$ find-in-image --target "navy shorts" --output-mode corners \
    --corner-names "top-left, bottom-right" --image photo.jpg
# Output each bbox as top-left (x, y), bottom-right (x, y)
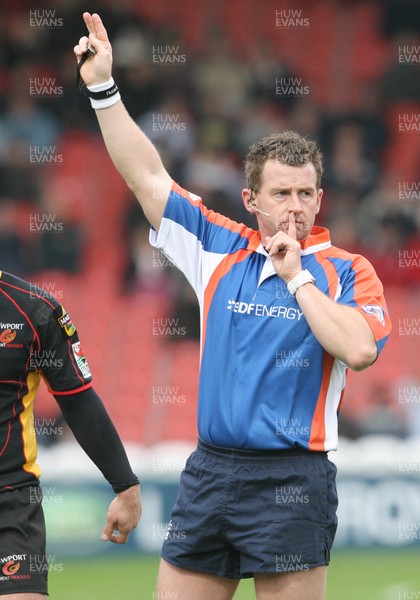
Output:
top-left (161, 439), bottom-right (338, 579)
top-left (0, 486), bottom-right (48, 595)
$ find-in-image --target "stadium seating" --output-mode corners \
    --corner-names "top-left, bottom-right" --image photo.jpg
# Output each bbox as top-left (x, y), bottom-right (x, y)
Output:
top-left (26, 0), bottom-right (419, 446)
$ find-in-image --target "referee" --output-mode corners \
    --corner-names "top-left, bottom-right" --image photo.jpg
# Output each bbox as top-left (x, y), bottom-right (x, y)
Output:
top-left (75, 13), bottom-right (391, 600)
top-left (0, 271), bottom-right (141, 598)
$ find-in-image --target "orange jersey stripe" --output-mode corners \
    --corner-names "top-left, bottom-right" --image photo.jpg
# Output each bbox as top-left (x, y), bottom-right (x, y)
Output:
top-left (201, 249), bottom-right (252, 359)
top-left (308, 352), bottom-right (335, 451)
top-left (171, 181), bottom-right (257, 242)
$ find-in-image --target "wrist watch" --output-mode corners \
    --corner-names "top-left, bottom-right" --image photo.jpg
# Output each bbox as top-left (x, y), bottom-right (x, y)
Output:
top-left (287, 269), bottom-right (316, 297)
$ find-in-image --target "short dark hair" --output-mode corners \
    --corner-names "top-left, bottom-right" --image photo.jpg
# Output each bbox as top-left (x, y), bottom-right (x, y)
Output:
top-left (244, 131), bottom-right (323, 192)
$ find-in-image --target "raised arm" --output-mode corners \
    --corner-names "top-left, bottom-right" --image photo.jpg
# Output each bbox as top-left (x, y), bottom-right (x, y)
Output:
top-left (74, 12), bottom-right (172, 230)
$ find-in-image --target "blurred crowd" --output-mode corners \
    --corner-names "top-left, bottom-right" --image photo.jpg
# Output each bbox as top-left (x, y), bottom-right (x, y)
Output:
top-left (1, 0), bottom-right (419, 285)
top-left (0, 0), bottom-right (419, 439)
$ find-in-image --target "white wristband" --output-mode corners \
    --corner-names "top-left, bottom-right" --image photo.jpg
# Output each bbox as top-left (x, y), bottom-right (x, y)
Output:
top-left (89, 93), bottom-right (121, 110)
top-left (86, 78), bottom-right (121, 110)
top-left (86, 78), bottom-right (115, 93)
top-left (287, 269), bottom-right (316, 297)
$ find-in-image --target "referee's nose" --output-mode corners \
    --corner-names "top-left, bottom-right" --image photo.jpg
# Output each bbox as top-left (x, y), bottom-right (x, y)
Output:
top-left (287, 192), bottom-right (302, 214)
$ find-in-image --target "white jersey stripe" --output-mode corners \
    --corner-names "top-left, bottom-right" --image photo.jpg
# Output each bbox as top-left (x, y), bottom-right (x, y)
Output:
top-left (323, 359), bottom-right (347, 450)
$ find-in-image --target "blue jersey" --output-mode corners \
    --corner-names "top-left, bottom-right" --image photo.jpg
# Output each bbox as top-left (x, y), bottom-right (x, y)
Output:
top-left (150, 182), bottom-right (392, 451)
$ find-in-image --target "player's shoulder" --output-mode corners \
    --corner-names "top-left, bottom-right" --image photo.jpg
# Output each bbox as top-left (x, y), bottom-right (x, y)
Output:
top-left (168, 181), bottom-right (257, 246)
top-left (0, 270), bottom-right (60, 313)
top-left (321, 245), bottom-right (376, 273)
top-left (0, 271), bottom-right (79, 343)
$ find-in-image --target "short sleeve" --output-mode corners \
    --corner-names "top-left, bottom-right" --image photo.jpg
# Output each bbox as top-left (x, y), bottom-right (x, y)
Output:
top-left (150, 180), bottom-right (254, 294)
top-left (36, 303), bottom-right (93, 395)
top-left (337, 254), bottom-right (392, 356)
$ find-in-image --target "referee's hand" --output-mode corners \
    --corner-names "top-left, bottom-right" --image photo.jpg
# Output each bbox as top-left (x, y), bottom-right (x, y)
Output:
top-left (74, 12), bottom-right (113, 87)
top-left (265, 212), bottom-right (303, 283)
top-left (102, 484), bottom-right (142, 544)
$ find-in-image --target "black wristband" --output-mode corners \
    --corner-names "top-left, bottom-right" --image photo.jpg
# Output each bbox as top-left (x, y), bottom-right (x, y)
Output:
top-left (86, 82), bottom-right (119, 100)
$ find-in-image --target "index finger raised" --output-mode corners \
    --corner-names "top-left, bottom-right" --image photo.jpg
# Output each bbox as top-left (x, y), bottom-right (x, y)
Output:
top-left (287, 211), bottom-right (297, 240)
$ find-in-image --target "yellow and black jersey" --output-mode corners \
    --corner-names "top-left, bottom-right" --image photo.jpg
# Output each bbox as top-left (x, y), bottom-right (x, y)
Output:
top-left (0, 270), bottom-right (92, 490)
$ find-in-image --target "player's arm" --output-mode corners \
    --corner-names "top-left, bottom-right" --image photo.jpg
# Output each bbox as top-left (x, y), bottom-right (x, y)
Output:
top-left (54, 388), bottom-right (142, 544)
top-left (266, 214), bottom-right (378, 371)
top-left (73, 12), bottom-right (171, 230)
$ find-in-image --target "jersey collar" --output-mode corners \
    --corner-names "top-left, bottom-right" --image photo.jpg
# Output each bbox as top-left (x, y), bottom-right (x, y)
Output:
top-left (299, 226), bottom-right (331, 255)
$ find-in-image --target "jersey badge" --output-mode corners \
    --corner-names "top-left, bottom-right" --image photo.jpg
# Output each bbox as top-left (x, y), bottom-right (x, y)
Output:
top-left (71, 341), bottom-right (92, 379)
top-left (57, 306), bottom-right (76, 337)
top-left (361, 304), bottom-right (385, 326)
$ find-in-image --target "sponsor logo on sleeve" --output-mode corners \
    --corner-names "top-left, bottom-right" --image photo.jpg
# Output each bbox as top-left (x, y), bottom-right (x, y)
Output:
top-left (57, 306), bottom-right (76, 337)
top-left (71, 341), bottom-right (92, 379)
top-left (361, 305), bottom-right (385, 326)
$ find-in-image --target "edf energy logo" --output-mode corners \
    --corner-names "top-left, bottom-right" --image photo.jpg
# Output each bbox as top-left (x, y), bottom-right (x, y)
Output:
top-left (227, 299), bottom-right (303, 321)
top-left (2, 560), bottom-right (21, 576)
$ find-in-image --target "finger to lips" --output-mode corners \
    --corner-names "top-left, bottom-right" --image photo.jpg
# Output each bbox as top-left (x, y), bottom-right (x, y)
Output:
top-left (288, 212), bottom-right (297, 240)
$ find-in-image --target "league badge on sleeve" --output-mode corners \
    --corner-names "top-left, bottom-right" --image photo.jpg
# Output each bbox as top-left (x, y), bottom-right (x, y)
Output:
top-left (361, 304), bottom-right (385, 326)
top-left (72, 341), bottom-right (92, 379)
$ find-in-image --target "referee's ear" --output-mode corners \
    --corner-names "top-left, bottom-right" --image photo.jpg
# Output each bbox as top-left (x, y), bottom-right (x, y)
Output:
top-left (315, 188), bottom-right (323, 214)
top-left (242, 188), bottom-right (255, 214)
